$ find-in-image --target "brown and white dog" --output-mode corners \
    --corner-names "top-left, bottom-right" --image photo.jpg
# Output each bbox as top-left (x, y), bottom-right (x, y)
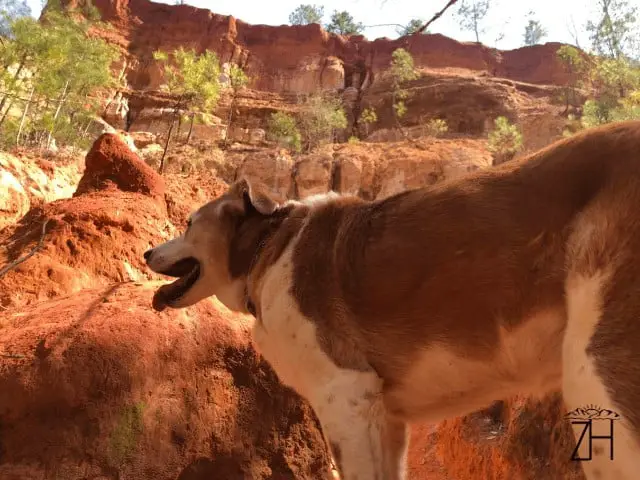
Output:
top-left (144, 120), bottom-right (640, 480)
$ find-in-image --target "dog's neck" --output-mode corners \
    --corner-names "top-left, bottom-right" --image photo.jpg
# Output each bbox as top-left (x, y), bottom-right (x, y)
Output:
top-left (242, 234), bottom-right (270, 317)
top-left (228, 203), bottom-right (309, 317)
top-left (244, 286), bottom-right (257, 316)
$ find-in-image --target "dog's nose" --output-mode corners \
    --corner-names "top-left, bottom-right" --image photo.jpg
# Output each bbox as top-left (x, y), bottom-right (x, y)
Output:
top-left (143, 249), bottom-right (153, 262)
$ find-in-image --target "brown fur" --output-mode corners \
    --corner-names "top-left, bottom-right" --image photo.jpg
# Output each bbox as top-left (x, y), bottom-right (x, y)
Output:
top-left (281, 122), bottom-right (640, 434)
top-left (224, 121), bottom-right (640, 436)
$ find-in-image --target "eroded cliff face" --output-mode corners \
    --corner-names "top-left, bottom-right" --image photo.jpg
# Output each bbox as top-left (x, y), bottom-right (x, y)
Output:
top-left (64, 0), bottom-right (572, 146)
top-left (78, 0), bottom-right (570, 94)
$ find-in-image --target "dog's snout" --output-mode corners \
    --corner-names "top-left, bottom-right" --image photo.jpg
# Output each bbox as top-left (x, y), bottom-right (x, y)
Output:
top-left (143, 249), bottom-right (154, 262)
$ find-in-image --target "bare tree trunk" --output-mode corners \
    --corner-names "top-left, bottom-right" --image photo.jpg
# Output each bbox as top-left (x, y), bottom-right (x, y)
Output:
top-left (159, 117), bottom-right (175, 174)
top-left (159, 96), bottom-right (184, 174)
top-left (223, 94), bottom-right (236, 147)
top-left (175, 113), bottom-right (183, 141)
top-left (102, 89), bottom-right (120, 118)
top-left (47, 80), bottom-right (70, 149)
top-left (16, 86), bottom-right (35, 146)
top-left (83, 118), bottom-right (93, 136)
top-left (185, 112), bottom-right (196, 145)
top-left (412, 0), bottom-right (458, 35)
top-left (0, 61), bottom-right (32, 128)
top-left (567, 16), bottom-right (582, 49)
top-left (0, 99), bottom-right (15, 128)
top-left (0, 57), bottom-right (26, 115)
top-left (78, 117), bottom-right (94, 143)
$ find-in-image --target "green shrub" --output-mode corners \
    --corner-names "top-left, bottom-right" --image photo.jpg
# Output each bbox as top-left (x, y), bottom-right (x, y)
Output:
top-left (389, 48), bottom-right (418, 127)
top-left (358, 106), bottom-right (377, 137)
top-left (267, 111), bottom-right (302, 152)
top-left (487, 116), bottom-right (523, 164)
top-left (424, 118), bottom-right (448, 137)
top-left (390, 48), bottom-right (418, 87)
top-left (298, 92), bottom-right (347, 150)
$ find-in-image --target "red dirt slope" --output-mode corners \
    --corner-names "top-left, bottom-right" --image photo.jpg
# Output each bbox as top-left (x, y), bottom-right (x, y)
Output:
top-left (0, 283), bottom-right (332, 480)
top-left (0, 135), bottom-right (170, 308)
top-left (0, 190), bottom-right (171, 308)
top-left (432, 396), bottom-right (584, 480)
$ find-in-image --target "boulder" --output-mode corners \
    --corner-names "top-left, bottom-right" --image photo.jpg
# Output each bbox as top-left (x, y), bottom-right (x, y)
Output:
top-left (0, 189), bottom-right (170, 308)
top-left (294, 152), bottom-right (333, 199)
top-left (129, 131), bottom-right (158, 149)
top-left (0, 152), bottom-right (83, 230)
top-left (0, 168), bottom-right (29, 230)
top-left (237, 149), bottom-right (294, 199)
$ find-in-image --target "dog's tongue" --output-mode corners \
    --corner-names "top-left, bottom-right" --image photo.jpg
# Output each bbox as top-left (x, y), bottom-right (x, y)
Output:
top-left (152, 288), bottom-right (169, 312)
top-left (151, 264), bottom-right (199, 312)
top-left (152, 274), bottom-right (192, 311)
top-left (153, 281), bottom-right (188, 311)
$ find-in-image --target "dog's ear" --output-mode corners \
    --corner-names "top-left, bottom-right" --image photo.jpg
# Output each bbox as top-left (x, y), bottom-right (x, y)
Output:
top-left (229, 177), bottom-right (278, 216)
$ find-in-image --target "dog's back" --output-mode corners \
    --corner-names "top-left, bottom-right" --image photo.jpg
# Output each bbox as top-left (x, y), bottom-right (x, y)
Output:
top-left (285, 120), bottom-right (640, 479)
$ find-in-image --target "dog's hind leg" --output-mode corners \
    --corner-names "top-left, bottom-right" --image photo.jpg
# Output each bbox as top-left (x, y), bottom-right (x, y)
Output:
top-left (563, 269), bottom-right (640, 480)
top-left (308, 369), bottom-right (409, 480)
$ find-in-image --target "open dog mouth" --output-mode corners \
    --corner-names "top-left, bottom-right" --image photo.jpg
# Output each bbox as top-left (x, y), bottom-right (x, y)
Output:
top-left (152, 257), bottom-right (200, 311)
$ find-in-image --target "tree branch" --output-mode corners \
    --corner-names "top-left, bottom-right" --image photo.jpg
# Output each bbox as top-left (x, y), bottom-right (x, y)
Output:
top-left (415, 0), bottom-right (459, 35)
top-left (363, 23), bottom-right (409, 29)
top-left (0, 219), bottom-right (50, 278)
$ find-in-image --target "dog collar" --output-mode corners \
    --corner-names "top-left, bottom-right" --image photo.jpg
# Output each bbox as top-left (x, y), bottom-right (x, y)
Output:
top-left (246, 298), bottom-right (257, 317)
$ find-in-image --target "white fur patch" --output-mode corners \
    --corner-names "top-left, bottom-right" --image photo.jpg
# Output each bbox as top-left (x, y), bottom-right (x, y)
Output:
top-left (563, 272), bottom-right (639, 480)
top-left (146, 236), bottom-right (189, 272)
top-left (299, 191), bottom-right (342, 207)
top-left (252, 244), bottom-right (406, 479)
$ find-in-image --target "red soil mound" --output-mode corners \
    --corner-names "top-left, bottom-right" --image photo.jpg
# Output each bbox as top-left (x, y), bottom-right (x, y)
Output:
top-left (0, 134), bottom-right (175, 308)
top-left (0, 283), bottom-right (331, 479)
top-left (0, 190), bottom-right (170, 308)
top-left (75, 133), bottom-right (164, 198)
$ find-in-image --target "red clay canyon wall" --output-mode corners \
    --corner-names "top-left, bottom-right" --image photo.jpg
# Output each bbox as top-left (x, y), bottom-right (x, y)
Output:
top-left (66, 0), bottom-right (571, 96)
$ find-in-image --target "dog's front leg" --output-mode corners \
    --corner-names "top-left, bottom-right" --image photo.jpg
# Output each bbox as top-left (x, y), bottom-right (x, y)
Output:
top-left (309, 370), bottom-right (409, 480)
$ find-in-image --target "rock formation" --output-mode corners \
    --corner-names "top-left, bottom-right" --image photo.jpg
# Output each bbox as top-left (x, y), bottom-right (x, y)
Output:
top-left (70, 0), bottom-right (570, 94)
top-left (75, 133), bottom-right (164, 198)
top-left (61, 0), bottom-right (572, 147)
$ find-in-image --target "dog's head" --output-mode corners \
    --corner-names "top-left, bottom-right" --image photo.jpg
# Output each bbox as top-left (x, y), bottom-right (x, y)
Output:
top-left (144, 178), bottom-right (279, 312)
